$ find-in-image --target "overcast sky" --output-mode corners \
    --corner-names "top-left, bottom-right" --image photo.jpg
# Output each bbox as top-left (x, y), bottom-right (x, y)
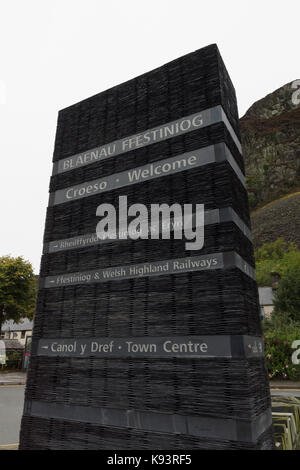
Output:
top-left (0, 0), bottom-right (299, 273)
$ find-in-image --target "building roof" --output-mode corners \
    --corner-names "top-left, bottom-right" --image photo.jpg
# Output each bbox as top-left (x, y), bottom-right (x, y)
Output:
top-left (1, 318), bottom-right (33, 332)
top-left (2, 339), bottom-right (24, 350)
top-left (258, 287), bottom-right (275, 306)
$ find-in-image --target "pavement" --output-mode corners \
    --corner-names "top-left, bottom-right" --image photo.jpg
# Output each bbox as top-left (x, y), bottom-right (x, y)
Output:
top-left (269, 380), bottom-right (300, 390)
top-left (271, 389), bottom-right (300, 397)
top-left (0, 372), bottom-right (27, 386)
top-left (0, 385), bottom-right (24, 449)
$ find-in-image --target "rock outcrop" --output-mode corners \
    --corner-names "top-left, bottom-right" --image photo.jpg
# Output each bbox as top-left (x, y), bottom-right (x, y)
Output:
top-left (240, 81), bottom-right (300, 211)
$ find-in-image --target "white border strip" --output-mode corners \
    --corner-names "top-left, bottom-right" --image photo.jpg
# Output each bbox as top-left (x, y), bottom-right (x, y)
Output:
top-left (49, 143), bottom-right (245, 206)
top-left (52, 105), bottom-right (242, 175)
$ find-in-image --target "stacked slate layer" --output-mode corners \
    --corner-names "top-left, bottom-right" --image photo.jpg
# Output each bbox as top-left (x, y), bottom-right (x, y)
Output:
top-left (19, 44), bottom-right (274, 449)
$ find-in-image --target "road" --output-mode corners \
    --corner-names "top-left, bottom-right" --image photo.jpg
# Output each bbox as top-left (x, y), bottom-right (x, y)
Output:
top-left (0, 385), bottom-right (24, 448)
top-left (0, 385), bottom-right (299, 449)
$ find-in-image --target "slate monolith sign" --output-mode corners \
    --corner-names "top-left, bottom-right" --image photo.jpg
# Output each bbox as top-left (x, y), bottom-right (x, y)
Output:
top-left (19, 44), bottom-right (274, 449)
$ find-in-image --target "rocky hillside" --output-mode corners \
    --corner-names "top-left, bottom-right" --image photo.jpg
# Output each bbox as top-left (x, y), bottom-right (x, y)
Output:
top-left (240, 81), bottom-right (300, 211)
top-left (251, 192), bottom-right (300, 249)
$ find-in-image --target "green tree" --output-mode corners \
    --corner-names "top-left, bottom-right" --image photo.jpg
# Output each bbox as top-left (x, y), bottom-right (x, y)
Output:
top-left (255, 238), bottom-right (296, 263)
top-left (274, 251), bottom-right (300, 322)
top-left (255, 238), bottom-right (298, 286)
top-left (0, 256), bottom-right (37, 335)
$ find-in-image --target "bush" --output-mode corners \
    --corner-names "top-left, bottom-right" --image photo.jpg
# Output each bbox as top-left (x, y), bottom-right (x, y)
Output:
top-left (264, 321), bottom-right (300, 381)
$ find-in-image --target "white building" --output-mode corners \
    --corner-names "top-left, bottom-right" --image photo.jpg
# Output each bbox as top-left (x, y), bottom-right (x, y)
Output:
top-left (1, 318), bottom-right (33, 347)
top-left (258, 287), bottom-right (275, 319)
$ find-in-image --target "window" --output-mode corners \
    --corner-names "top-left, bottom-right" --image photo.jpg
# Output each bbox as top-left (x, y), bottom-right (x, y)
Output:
top-left (21, 331), bottom-right (26, 339)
